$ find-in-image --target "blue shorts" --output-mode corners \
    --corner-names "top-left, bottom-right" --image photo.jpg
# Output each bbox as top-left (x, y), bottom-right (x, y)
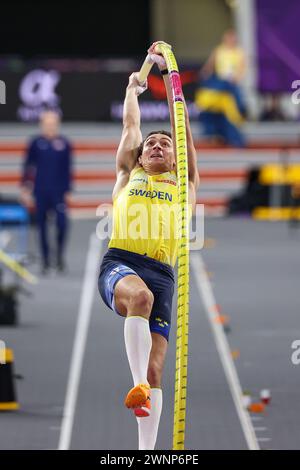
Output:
top-left (98, 248), bottom-right (175, 341)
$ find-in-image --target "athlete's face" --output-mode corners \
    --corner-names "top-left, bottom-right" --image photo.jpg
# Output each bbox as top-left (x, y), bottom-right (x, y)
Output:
top-left (138, 134), bottom-right (175, 174)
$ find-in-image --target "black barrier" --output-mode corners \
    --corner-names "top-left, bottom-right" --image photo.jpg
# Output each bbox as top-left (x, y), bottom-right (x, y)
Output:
top-left (0, 287), bottom-right (18, 326)
top-left (0, 348), bottom-right (19, 411)
top-left (0, 65), bottom-right (199, 122)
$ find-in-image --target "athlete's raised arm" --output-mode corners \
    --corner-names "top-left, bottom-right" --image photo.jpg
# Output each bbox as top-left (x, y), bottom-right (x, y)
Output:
top-left (113, 73), bottom-right (146, 199)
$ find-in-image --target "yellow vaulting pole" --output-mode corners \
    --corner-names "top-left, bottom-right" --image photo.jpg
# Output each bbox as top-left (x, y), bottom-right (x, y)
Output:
top-left (138, 43), bottom-right (189, 450)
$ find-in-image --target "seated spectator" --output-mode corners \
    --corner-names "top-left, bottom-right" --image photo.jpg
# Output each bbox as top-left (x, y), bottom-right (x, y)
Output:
top-left (195, 29), bottom-right (246, 147)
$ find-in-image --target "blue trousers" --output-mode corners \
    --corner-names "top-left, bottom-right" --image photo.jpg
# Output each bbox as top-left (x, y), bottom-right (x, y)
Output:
top-left (35, 193), bottom-right (68, 265)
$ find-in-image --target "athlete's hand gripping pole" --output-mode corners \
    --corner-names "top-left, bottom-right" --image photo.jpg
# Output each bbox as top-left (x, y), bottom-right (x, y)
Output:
top-left (137, 41), bottom-right (172, 83)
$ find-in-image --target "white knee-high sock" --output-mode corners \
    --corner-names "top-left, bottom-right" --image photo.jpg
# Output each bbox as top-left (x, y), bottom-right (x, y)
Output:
top-left (124, 316), bottom-right (152, 386)
top-left (137, 388), bottom-right (163, 450)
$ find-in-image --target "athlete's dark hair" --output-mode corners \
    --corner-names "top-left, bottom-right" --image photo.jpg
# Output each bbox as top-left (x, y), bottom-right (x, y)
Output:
top-left (137, 130), bottom-right (172, 159)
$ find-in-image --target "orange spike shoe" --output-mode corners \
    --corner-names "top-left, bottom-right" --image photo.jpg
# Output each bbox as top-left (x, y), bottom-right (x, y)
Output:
top-left (124, 383), bottom-right (151, 417)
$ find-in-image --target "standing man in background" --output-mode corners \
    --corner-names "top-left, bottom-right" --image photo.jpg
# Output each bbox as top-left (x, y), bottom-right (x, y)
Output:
top-left (21, 111), bottom-right (73, 274)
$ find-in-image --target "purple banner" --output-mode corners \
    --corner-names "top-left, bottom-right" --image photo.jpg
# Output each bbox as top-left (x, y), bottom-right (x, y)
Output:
top-left (256, 0), bottom-right (300, 92)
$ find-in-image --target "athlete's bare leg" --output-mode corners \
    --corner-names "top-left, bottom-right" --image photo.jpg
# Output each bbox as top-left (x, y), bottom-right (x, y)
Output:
top-left (114, 274), bottom-right (153, 320)
top-left (148, 332), bottom-right (168, 388)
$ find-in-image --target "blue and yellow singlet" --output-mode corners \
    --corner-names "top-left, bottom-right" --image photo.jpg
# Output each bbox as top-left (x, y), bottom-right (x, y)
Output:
top-left (109, 166), bottom-right (179, 267)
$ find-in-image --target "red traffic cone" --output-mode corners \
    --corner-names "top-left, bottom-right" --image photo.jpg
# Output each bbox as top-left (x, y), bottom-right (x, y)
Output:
top-left (260, 389), bottom-right (271, 405)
